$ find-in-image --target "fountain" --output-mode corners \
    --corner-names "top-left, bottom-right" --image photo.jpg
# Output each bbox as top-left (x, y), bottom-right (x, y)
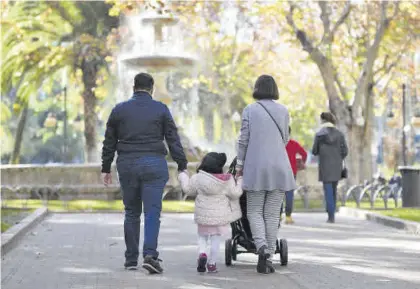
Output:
top-left (120, 14), bottom-right (196, 70)
top-left (117, 9), bottom-right (206, 161)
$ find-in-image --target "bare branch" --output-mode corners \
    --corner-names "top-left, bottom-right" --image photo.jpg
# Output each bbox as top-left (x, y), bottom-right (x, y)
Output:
top-left (374, 50), bottom-right (405, 85)
top-left (318, 1), bottom-right (331, 43)
top-left (391, 1), bottom-right (400, 19)
top-left (377, 70), bottom-right (396, 95)
top-left (334, 73), bottom-right (347, 99)
top-left (330, 1), bottom-right (351, 40)
top-left (318, 1), bottom-right (351, 45)
top-left (286, 0), bottom-right (348, 123)
top-left (374, 54), bottom-right (390, 76)
top-left (286, 3), bottom-right (315, 54)
top-left (353, 1), bottom-right (395, 112)
top-left (286, 3), bottom-right (298, 32)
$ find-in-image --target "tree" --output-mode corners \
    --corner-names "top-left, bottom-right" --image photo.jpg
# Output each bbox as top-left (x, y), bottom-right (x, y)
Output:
top-left (173, 1), bottom-right (327, 148)
top-left (1, 1), bottom-right (118, 163)
top-left (107, 1), bottom-right (327, 150)
top-left (260, 1), bottom-right (417, 184)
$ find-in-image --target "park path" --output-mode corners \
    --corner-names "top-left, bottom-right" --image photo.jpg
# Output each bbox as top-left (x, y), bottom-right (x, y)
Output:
top-left (2, 212), bottom-right (420, 289)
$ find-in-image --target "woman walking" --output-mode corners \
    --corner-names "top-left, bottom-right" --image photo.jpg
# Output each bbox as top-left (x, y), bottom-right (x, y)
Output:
top-left (236, 75), bottom-right (296, 274)
top-left (312, 112), bottom-right (348, 223)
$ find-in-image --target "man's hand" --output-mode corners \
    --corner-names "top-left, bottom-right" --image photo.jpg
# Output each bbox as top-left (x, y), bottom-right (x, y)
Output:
top-left (102, 173), bottom-right (112, 187)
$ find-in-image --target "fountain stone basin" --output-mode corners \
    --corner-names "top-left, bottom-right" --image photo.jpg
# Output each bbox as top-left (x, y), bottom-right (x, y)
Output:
top-left (140, 14), bottom-right (180, 26)
top-left (121, 54), bottom-right (196, 70)
top-left (0, 163), bottom-right (320, 201)
top-left (0, 163), bottom-right (201, 201)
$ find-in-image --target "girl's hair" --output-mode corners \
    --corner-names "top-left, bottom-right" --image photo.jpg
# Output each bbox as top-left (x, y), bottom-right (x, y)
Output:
top-left (320, 112), bottom-right (337, 125)
top-left (197, 152), bottom-right (227, 174)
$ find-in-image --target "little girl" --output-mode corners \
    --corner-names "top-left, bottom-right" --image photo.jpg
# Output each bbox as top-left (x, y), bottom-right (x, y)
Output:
top-left (178, 152), bottom-right (242, 273)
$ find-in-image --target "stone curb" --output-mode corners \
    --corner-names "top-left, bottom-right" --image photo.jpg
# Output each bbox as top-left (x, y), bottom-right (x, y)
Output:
top-left (339, 207), bottom-right (420, 235)
top-left (51, 210), bottom-right (193, 214)
top-left (1, 207), bottom-right (48, 256)
top-left (42, 209), bottom-right (324, 214)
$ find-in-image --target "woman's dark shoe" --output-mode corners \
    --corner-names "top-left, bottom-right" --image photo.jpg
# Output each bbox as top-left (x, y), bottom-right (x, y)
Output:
top-left (256, 246), bottom-right (271, 274)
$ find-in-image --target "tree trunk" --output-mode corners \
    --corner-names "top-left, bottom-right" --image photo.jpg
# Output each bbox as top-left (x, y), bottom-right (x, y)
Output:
top-left (315, 59), bottom-right (374, 186)
top-left (203, 109), bottom-right (214, 143)
top-left (82, 60), bottom-right (99, 163)
top-left (10, 104), bottom-right (29, 164)
top-left (347, 122), bottom-right (374, 185)
top-left (286, 1), bottom-right (396, 186)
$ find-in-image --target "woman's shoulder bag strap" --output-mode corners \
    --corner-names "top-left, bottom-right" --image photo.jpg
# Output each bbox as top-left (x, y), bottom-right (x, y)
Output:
top-left (256, 101), bottom-right (285, 142)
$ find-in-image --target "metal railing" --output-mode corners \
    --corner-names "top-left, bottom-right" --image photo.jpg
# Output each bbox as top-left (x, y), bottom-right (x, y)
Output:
top-left (341, 176), bottom-right (402, 209)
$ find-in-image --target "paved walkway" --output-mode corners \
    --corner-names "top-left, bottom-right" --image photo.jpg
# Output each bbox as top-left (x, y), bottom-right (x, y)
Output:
top-left (2, 213), bottom-right (420, 289)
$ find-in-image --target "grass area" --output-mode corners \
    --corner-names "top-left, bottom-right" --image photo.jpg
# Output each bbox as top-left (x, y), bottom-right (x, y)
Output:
top-left (293, 199), bottom-right (323, 210)
top-left (342, 199), bottom-right (420, 223)
top-left (375, 208), bottom-right (420, 223)
top-left (1, 208), bottom-right (33, 233)
top-left (344, 199), bottom-right (390, 209)
top-left (2, 200), bottom-right (195, 213)
top-left (2, 199), bottom-right (326, 213)
top-left (292, 198), bottom-right (394, 210)
top-left (3, 198), bottom-right (418, 223)
top-left (294, 198), bottom-right (420, 223)
top-left (1, 222), bottom-right (11, 232)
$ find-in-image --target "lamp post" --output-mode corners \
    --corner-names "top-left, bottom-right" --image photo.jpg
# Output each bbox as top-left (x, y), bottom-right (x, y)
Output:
top-left (402, 84), bottom-right (407, 166)
top-left (62, 68), bottom-right (68, 163)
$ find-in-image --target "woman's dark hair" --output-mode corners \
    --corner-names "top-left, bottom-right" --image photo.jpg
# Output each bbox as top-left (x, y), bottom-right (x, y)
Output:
top-left (197, 152), bottom-right (227, 174)
top-left (252, 75), bottom-right (279, 100)
top-left (320, 112), bottom-right (337, 125)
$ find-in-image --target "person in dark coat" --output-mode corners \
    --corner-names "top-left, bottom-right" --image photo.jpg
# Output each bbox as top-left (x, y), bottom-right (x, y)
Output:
top-left (101, 72), bottom-right (187, 273)
top-left (312, 112), bottom-right (348, 223)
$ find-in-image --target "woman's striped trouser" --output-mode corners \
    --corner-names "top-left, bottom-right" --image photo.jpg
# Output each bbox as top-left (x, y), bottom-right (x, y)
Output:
top-left (246, 190), bottom-right (285, 257)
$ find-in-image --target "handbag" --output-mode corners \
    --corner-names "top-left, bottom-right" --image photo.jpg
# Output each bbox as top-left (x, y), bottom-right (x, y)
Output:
top-left (341, 160), bottom-right (348, 179)
top-left (256, 102), bottom-right (285, 142)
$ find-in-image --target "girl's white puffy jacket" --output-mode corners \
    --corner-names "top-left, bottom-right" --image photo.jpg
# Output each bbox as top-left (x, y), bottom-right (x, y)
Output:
top-left (178, 171), bottom-right (243, 226)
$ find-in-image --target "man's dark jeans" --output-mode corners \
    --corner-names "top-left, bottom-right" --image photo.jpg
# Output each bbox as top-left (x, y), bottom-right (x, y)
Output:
top-left (117, 154), bottom-right (169, 263)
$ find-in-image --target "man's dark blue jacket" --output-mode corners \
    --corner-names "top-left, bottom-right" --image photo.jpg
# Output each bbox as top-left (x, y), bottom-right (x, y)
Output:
top-left (101, 91), bottom-right (187, 173)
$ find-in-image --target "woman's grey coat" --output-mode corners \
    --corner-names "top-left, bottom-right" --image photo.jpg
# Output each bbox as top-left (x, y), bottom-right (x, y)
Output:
top-left (312, 124), bottom-right (348, 182)
top-left (237, 100), bottom-right (296, 192)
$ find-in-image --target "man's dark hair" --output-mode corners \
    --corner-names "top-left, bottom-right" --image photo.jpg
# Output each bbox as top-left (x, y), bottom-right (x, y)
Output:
top-left (134, 73), bottom-right (154, 92)
top-left (252, 75), bottom-right (279, 100)
top-left (320, 112), bottom-right (337, 125)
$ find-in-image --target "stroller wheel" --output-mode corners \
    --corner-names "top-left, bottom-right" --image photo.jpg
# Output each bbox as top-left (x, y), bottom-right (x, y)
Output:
top-left (225, 239), bottom-right (233, 266)
top-left (279, 239), bottom-right (288, 266)
top-left (232, 239), bottom-right (237, 261)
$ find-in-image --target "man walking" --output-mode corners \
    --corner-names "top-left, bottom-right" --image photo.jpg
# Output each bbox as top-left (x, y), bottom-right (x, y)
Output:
top-left (101, 73), bottom-right (187, 273)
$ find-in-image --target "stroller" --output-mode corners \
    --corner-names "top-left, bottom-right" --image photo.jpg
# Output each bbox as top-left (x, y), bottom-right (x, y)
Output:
top-left (225, 157), bottom-right (288, 266)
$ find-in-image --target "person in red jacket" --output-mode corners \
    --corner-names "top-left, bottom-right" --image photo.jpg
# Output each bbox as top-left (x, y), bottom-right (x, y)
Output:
top-left (281, 127), bottom-right (307, 224)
